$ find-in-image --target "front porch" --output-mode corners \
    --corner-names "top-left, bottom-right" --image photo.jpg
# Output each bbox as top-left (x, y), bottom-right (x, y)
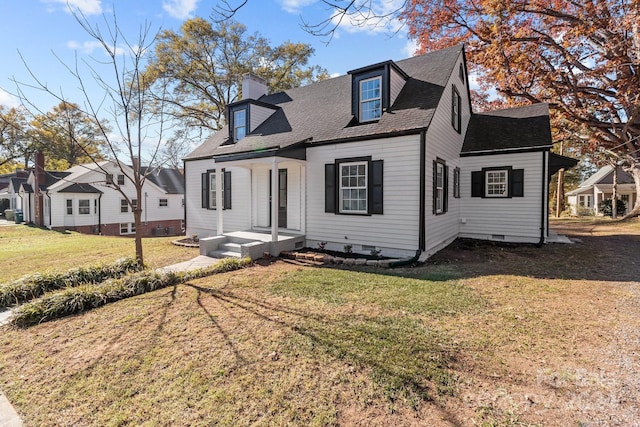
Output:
top-left (199, 230), bottom-right (305, 260)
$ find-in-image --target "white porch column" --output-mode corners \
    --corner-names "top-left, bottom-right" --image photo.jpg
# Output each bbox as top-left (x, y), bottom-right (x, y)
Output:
top-left (215, 167), bottom-right (224, 235)
top-left (300, 164), bottom-right (306, 234)
top-left (271, 157), bottom-right (279, 242)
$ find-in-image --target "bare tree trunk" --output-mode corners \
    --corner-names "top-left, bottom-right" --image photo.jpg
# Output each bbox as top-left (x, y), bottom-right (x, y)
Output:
top-left (556, 168), bottom-right (565, 218)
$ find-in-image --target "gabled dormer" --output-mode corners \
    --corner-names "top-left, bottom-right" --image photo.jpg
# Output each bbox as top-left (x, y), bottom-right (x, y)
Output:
top-left (227, 73), bottom-right (279, 143)
top-left (348, 60), bottom-right (409, 123)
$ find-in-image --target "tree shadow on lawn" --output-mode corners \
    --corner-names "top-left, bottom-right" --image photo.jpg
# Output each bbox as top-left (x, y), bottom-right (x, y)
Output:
top-left (184, 281), bottom-right (469, 425)
top-left (380, 233), bottom-right (640, 283)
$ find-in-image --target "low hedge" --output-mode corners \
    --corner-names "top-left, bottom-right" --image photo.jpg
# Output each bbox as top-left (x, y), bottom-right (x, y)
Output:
top-left (0, 257), bottom-right (142, 308)
top-left (10, 257), bottom-right (252, 327)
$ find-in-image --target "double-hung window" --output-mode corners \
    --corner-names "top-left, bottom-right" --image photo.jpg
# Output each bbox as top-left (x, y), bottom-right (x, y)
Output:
top-left (117, 174), bottom-right (125, 185)
top-left (339, 162), bottom-right (368, 213)
top-left (485, 170), bottom-right (508, 197)
top-left (120, 199), bottom-right (128, 213)
top-left (209, 174), bottom-right (218, 209)
top-left (433, 159), bottom-right (448, 215)
top-left (451, 85), bottom-right (461, 133)
top-left (159, 198), bottom-right (168, 207)
top-left (233, 109), bottom-right (246, 141)
top-left (78, 199), bottom-right (90, 215)
top-left (359, 77), bottom-right (382, 122)
top-left (66, 199), bottom-right (73, 215)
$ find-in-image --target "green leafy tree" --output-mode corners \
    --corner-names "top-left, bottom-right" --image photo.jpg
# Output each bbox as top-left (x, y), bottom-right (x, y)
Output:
top-left (0, 105), bottom-right (34, 170)
top-left (143, 18), bottom-right (328, 134)
top-left (30, 102), bottom-right (109, 170)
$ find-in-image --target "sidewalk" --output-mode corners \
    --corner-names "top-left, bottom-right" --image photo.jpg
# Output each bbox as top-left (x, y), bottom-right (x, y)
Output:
top-left (156, 255), bottom-right (222, 273)
top-left (0, 391), bottom-right (21, 427)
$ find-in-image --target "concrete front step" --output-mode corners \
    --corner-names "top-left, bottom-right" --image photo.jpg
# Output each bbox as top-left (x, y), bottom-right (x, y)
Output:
top-left (211, 250), bottom-right (243, 259)
top-left (220, 242), bottom-right (242, 251)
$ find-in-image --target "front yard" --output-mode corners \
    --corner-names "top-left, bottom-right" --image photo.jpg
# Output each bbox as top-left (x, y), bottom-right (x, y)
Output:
top-left (1, 219), bottom-right (639, 426)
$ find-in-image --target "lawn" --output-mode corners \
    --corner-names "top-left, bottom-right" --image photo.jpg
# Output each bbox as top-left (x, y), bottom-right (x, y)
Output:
top-left (0, 224), bottom-right (198, 281)
top-left (1, 218), bottom-right (639, 426)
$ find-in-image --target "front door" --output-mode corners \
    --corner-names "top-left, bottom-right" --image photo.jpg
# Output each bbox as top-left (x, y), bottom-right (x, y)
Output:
top-left (269, 169), bottom-right (287, 228)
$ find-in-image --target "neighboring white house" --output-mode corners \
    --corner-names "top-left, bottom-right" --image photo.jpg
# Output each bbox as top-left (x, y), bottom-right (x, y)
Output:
top-left (0, 170), bottom-right (29, 215)
top-left (567, 165), bottom-right (637, 216)
top-left (183, 44), bottom-right (576, 260)
top-left (22, 152), bottom-right (185, 236)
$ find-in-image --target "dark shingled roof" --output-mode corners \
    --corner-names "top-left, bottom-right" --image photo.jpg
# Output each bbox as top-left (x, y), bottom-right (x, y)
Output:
top-left (462, 103), bottom-right (552, 155)
top-left (141, 167), bottom-right (185, 194)
top-left (10, 177), bottom-right (27, 190)
top-left (21, 183), bottom-right (33, 193)
top-left (185, 44), bottom-right (463, 160)
top-left (58, 183), bottom-right (102, 193)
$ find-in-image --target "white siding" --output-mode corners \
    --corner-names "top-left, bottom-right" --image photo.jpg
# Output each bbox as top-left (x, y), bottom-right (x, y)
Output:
top-left (460, 151), bottom-right (546, 243)
top-left (249, 105), bottom-right (276, 132)
top-left (423, 51), bottom-right (471, 256)
top-left (49, 163), bottom-right (184, 231)
top-left (306, 135), bottom-right (421, 258)
top-left (184, 159), bottom-right (251, 238)
top-left (389, 67), bottom-right (406, 107)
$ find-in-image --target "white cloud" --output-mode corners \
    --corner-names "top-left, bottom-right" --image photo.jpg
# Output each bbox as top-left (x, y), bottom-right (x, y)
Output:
top-left (403, 39), bottom-right (420, 57)
top-left (163, 0), bottom-right (199, 20)
top-left (278, 0), bottom-right (317, 14)
top-left (330, 0), bottom-right (405, 35)
top-left (0, 88), bottom-right (19, 108)
top-left (67, 40), bottom-right (125, 56)
top-left (45, 0), bottom-right (103, 15)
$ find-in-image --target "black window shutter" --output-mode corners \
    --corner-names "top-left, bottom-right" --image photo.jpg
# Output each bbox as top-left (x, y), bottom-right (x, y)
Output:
top-left (471, 171), bottom-right (483, 197)
top-left (325, 163), bottom-right (336, 213)
top-left (432, 160), bottom-right (437, 214)
top-left (223, 170), bottom-right (232, 209)
top-left (201, 172), bottom-right (209, 208)
top-left (443, 165), bottom-right (449, 213)
top-left (511, 169), bottom-right (524, 197)
top-left (370, 160), bottom-right (383, 214)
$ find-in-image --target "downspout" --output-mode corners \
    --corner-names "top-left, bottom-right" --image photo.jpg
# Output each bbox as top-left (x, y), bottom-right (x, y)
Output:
top-left (389, 250), bottom-right (422, 268)
top-left (98, 193), bottom-right (102, 234)
top-left (45, 191), bottom-right (52, 228)
top-left (418, 131), bottom-right (426, 251)
top-left (539, 151), bottom-right (548, 246)
top-left (144, 192), bottom-right (148, 224)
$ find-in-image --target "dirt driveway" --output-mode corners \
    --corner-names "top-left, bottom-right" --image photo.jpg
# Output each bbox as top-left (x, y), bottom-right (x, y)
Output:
top-left (418, 218), bottom-right (640, 425)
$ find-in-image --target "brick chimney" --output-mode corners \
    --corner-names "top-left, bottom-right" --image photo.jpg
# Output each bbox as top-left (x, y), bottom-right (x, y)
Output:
top-left (34, 151), bottom-right (45, 226)
top-left (242, 73), bottom-right (267, 100)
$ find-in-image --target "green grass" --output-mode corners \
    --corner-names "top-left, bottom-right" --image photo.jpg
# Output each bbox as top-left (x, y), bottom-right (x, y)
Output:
top-left (0, 225), bottom-right (198, 281)
top-left (270, 268), bottom-right (483, 314)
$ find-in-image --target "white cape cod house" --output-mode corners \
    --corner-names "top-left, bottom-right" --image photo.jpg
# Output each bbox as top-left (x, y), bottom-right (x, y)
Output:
top-left (21, 153), bottom-right (185, 236)
top-left (184, 45), bottom-right (576, 260)
top-left (567, 165), bottom-right (637, 216)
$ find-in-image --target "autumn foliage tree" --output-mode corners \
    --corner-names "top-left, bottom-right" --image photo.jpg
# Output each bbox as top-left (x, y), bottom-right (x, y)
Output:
top-left (400, 0), bottom-right (640, 216)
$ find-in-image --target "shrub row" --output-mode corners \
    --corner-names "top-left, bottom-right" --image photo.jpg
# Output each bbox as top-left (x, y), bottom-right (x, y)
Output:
top-left (0, 257), bottom-right (142, 308)
top-left (9, 257), bottom-right (252, 327)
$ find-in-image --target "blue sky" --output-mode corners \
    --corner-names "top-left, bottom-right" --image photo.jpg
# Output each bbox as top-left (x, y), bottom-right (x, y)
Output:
top-left (0, 0), bottom-right (417, 111)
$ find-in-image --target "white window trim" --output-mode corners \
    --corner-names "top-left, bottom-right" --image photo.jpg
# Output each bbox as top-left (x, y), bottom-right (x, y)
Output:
top-left (359, 76), bottom-right (382, 122)
top-left (65, 199), bottom-right (73, 215)
top-left (120, 199), bottom-right (128, 213)
top-left (233, 109), bottom-right (247, 141)
top-left (78, 199), bottom-right (91, 215)
top-left (485, 170), bottom-right (509, 198)
top-left (435, 162), bottom-right (444, 214)
top-left (117, 174), bottom-right (125, 186)
top-left (339, 161), bottom-right (368, 214)
top-left (209, 172), bottom-right (225, 210)
top-left (159, 198), bottom-right (168, 207)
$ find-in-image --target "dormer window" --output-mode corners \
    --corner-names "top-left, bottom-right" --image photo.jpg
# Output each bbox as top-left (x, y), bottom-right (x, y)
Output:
top-left (360, 77), bottom-right (382, 122)
top-left (348, 60), bottom-right (408, 124)
top-left (233, 109), bottom-right (246, 141)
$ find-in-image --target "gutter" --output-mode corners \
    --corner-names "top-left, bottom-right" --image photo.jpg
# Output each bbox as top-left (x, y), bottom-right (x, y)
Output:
top-left (45, 191), bottom-right (52, 228)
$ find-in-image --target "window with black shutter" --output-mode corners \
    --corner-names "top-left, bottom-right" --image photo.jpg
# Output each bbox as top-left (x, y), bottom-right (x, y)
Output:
top-left (471, 167), bottom-right (524, 198)
top-left (324, 157), bottom-right (383, 215)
